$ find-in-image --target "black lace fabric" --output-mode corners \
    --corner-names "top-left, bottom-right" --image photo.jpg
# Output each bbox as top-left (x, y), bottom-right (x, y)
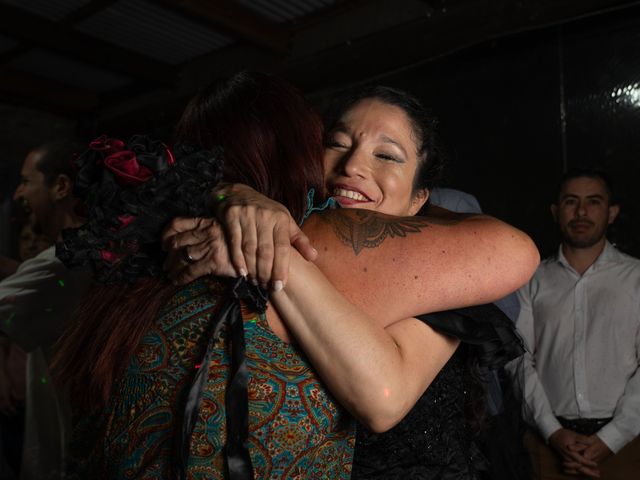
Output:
top-left (352, 304), bottom-right (524, 480)
top-left (56, 135), bottom-right (223, 283)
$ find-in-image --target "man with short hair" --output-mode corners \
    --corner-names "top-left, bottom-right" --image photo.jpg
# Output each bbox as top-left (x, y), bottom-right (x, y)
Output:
top-left (0, 141), bottom-right (89, 480)
top-left (514, 169), bottom-right (640, 479)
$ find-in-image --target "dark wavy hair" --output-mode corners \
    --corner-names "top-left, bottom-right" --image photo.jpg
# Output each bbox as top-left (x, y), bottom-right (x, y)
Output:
top-left (555, 167), bottom-right (616, 205)
top-left (54, 72), bottom-right (325, 405)
top-left (33, 140), bottom-right (84, 185)
top-left (324, 85), bottom-right (445, 194)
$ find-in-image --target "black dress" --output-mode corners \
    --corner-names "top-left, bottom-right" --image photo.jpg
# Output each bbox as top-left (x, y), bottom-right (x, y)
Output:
top-left (351, 305), bottom-right (525, 480)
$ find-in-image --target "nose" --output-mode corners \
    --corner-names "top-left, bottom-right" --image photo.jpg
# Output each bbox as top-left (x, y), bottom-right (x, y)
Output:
top-left (13, 185), bottom-right (23, 202)
top-left (576, 200), bottom-right (587, 217)
top-left (340, 146), bottom-right (369, 178)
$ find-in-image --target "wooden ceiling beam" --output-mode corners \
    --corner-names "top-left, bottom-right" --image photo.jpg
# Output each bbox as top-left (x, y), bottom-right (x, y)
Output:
top-left (61, 0), bottom-right (120, 24)
top-left (154, 0), bottom-right (290, 54)
top-left (0, 3), bottom-right (177, 86)
top-left (0, 69), bottom-right (100, 112)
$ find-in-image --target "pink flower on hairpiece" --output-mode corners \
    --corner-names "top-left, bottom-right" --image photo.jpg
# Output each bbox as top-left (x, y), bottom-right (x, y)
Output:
top-left (99, 249), bottom-right (125, 264)
top-left (89, 135), bottom-right (125, 155)
top-left (104, 150), bottom-right (152, 187)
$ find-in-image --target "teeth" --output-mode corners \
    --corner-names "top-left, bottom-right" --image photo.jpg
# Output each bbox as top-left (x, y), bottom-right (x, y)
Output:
top-left (333, 188), bottom-right (368, 201)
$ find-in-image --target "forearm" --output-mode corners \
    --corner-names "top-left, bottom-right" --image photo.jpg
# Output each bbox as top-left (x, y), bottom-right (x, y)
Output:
top-left (270, 251), bottom-right (457, 432)
top-left (598, 366), bottom-right (640, 453)
top-left (304, 210), bottom-right (540, 317)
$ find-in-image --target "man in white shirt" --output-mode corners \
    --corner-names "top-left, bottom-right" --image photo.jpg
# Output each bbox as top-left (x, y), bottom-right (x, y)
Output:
top-left (514, 169), bottom-right (640, 479)
top-left (0, 141), bottom-right (88, 480)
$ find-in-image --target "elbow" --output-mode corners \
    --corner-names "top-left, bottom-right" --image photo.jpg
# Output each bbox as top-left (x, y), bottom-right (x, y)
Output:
top-left (513, 233), bottom-right (540, 287)
top-left (361, 415), bottom-right (402, 434)
top-left (350, 393), bottom-right (410, 433)
top-left (496, 226), bottom-right (540, 294)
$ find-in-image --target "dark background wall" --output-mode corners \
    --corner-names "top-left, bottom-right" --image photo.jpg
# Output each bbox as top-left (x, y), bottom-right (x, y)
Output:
top-left (329, 5), bottom-right (640, 258)
top-left (2, 3), bottom-right (640, 260)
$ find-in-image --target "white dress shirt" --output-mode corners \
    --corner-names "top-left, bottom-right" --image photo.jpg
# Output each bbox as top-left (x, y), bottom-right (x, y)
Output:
top-left (1, 246), bottom-right (90, 480)
top-left (514, 241), bottom-right (640, 453)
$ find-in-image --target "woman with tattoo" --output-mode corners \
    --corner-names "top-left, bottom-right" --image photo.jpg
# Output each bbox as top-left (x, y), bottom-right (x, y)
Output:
top-left (56, 74), bottom-right (537, 479)
top-left (164, 85), bottom-right (538, 478)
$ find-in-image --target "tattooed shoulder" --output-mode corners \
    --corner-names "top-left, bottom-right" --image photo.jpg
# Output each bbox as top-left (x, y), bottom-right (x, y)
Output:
top-left (318, 209), bottom-right (431, 255)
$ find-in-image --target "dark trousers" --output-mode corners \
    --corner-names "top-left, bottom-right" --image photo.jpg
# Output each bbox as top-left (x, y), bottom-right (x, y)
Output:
top-left (524, 429), bottom-right (640, 480)
top-left (0, 407), bottom-right (25, 479)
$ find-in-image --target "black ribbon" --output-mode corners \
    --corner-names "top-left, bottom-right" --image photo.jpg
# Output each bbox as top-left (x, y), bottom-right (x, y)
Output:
top-left (417, 304), bottom-right (525, 369)
top-left (179, 277), bottom-right (267, 480)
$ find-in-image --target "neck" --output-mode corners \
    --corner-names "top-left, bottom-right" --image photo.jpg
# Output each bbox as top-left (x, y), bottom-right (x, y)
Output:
top-left (47, 202), bottom-right (85, 242)
top-left (561, 238), bottom-right (606, 275)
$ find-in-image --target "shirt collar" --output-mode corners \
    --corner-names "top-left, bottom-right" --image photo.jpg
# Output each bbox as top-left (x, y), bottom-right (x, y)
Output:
top-left (556, 240), bottom-right (619, 272)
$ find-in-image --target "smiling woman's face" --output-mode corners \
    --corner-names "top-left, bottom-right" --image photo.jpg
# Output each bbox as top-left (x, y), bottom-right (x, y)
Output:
top-left (323, 98), bottom-right (428, 217)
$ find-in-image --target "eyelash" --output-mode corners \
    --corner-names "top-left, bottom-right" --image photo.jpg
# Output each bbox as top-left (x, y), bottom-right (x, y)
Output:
top-left (376, 153), bottom-right (401, 163)
top-left (326, 137), bottom-right (403, 163)
top-left (326, 139), bottom-right (348, 149)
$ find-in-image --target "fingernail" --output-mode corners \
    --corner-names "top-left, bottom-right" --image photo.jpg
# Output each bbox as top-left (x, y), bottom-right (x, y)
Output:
top-left (273, 280), bottom-right (283, 292)
top-left (251, 278), bottom-right (258, 286)
top-left (239, 268), bottom-right (247, 278)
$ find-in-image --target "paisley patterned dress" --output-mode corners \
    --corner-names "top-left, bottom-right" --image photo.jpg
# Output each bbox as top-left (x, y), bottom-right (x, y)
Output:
top-left (66, 277), bottom-right (355, 479)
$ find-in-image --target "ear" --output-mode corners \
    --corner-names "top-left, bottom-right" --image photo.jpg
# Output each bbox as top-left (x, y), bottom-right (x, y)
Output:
top-left (550, 203), bottom-right (558, 222)
top-left (608, 204), bottom-right (620, 225)
top-left (51, 174), bottom-right (73, 200)
top-left (408, 188), bottom-right (429, 216)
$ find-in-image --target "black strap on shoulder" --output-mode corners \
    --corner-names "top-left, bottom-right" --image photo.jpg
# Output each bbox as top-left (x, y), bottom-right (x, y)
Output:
top-left (179, 277), bottom-right (267, 480)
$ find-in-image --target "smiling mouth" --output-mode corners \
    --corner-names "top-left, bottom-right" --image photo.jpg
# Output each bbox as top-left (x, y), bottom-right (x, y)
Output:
top-left (332, 188), bottom-right (370, 201)
top-left (18, 198), bottom-right (31, 214)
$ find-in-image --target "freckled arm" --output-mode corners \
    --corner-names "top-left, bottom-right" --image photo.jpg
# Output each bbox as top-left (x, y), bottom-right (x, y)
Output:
top-left (268, 209), bottom-right (539, 431)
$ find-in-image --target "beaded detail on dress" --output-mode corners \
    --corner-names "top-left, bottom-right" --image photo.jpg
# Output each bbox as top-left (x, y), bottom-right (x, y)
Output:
top-left (352, 349), bottom-right (486, 480)
top-left (352, 304), bottom-right (524, 480)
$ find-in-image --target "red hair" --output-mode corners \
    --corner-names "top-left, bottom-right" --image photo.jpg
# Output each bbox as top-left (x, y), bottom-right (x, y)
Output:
top-left (174, 71), bottom-right (325, 223)
top-left (54, 72), bottom-right (325, 405)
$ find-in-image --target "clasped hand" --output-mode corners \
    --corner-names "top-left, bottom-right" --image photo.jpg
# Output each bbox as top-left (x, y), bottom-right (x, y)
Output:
top-left (549, 428), bottom-right (612, 478)
top-left (161, 183), bottom-right (317, 288)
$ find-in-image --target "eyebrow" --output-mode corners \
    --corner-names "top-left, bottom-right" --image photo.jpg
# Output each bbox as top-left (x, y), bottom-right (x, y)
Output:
top-left (332, 122), bottom-right (409, 157)
top-left (561, 193), bottom-right (605, 200)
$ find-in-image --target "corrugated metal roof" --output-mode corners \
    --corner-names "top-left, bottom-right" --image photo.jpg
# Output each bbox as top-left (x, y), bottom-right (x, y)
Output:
top-left (0, 33), bottom-right (18, 55)
top-left (7, 48), bottom-right (132, 92)
top-left (237, 0), bottom-right (336, 22)
top-left (1, 0), bottom-right (93, 22)
top-left (75, 0), bottom-right (233, 66)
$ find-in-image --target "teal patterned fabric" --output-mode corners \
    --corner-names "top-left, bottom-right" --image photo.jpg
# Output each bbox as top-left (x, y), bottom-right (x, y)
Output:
top-left (66, 278), bottom-right (355, 479)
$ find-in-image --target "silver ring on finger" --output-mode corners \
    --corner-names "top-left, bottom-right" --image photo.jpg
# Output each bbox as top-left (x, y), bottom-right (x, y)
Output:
top-left (182, 247), bottom-right (195, 264)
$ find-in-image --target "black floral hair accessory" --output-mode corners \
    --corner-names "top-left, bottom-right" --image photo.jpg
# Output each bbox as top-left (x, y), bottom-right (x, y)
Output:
top-left (57, 134), bottom-right (224, 284)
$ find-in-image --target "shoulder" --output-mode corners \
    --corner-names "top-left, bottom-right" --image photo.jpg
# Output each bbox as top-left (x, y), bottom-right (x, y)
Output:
top-left (600, 245), bottom-right (640, 284)
top-left (15, 246), bottom-right (60, 272)
top-left (0, 246), bottom-right (62, 296)
top-left (610, 246), bottom-right (640, 268)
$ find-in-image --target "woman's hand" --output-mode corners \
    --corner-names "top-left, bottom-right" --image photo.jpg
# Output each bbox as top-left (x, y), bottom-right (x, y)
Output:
top-left (162, 184), bottom-right (317, 287)
top-left (162, 217), bottom-right (237, 285)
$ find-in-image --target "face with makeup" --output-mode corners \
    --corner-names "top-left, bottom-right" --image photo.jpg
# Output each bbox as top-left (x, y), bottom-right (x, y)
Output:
top-left (324, 99), bottom-right (429, 217)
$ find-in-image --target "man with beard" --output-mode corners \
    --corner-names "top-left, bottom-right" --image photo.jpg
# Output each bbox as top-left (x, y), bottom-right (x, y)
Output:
top-left (0, 141), bottom-right (88, 480)
top-left (514, 169), bottom-right (640, 479)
